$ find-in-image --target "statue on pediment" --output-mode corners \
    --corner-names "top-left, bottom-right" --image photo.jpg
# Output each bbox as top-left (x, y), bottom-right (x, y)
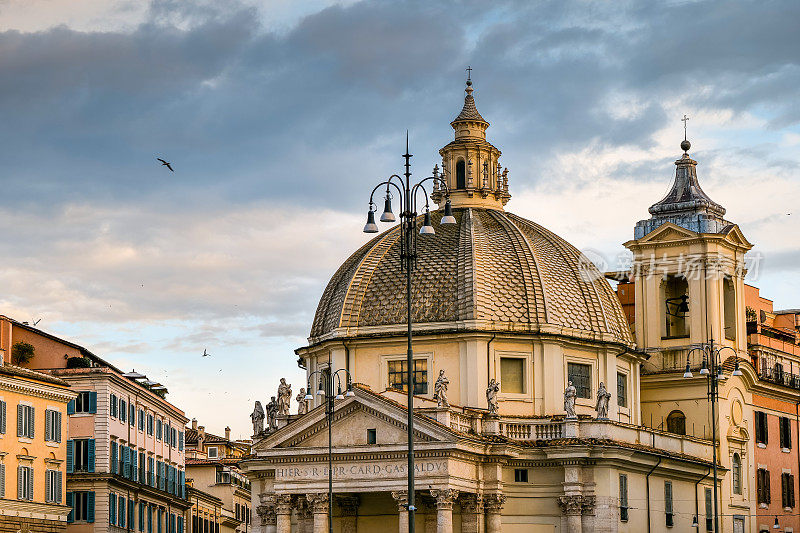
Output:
top-left (434, 370), bottom-right (450, 408)
top-left (277, 378), bottom-right (292, 416)
top-left (296, 388), bottom-right (309, 416)
top-left (486, 378), bottom-right (500, 416)
top-left (250, 401), bottom-right (265, 435)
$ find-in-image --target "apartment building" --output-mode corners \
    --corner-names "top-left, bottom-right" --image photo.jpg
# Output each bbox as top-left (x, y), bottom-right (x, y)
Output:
top-left (0, 357), bottom-right (75, 533)
top-left (0, 316), bottom-right (191, 533)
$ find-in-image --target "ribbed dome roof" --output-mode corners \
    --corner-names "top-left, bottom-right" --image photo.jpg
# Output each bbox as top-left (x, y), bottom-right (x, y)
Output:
top-left (309, 208), bottom-right (634, 347)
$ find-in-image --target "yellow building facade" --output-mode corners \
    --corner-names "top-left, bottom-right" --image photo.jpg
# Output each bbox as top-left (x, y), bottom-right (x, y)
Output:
top-left (0, 354), bottom-right (76, 533)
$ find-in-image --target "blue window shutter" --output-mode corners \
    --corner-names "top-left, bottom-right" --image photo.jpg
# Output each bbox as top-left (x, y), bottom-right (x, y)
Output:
top-left (89, 392), bottom-right (97, 414)
top-left (86, 491), bottom-right (95, 523)
top-left (132, 450), bottom-right (138, 482)
top-left (119, 496), bottom-right (126, 527)
top-left (111, 442), bottom-right (118, 474)
top-left (110, 492), bottom-right (116, 524)
top-left (139, 499), bottom-right (145, 531)
top-left (67, 399), bottom-right (75, 415)
top-left (66, 440), bottom-right (74, 473)
top-left (179, 470), bottom-right (185, 498)
top-left (66, 492), bottom-right (74, 523)
top-left (87, 439), bottom-right (96, 473)
top-left (148, 505), bottom-right (153, 533)
top-left (129, 499), bottom-right (134, 528)
top-left (110, 394), bottom-right (116, 417)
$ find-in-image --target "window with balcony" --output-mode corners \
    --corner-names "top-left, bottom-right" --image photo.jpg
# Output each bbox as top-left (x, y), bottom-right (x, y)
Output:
top-left (67, 491), bottom-right (94, 523)
top-left (387, 359), bottom-right (428, 394)
top-left (667, 410), bottom-right (686, 435)
top-left (567, 362), bottom-right (591, 399)
top-left (617, 372), bottom-right (627, 407)
top-left (500, 357), bottom-right (525, 394)
top-left (69, 438), bottom-right (96, 473)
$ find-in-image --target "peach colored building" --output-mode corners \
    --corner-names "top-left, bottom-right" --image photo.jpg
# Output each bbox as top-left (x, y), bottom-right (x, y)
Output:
top-left (0, 316), bottom-right (191, 533)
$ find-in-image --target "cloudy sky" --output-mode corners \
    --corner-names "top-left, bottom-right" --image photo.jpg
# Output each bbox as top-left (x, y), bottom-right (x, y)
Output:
top-left (1, 0), bottom-right (798, 437)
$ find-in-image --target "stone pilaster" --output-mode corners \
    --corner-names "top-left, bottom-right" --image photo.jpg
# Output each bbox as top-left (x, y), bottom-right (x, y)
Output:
top-left (306, 493), bottom-right (329, 533)
top-left (296, 496), bottom-right (313, 533)
top-left (483, 494), bottom-right (506, 533)
top-left (392, 491), bottom-right (409, 533)
top-left (275, 495), bottom-right (293, 533)
top-left (558, 495), bottom-right (593, 533)
top-left (256, 500), bottom-right (277, 533)
top-left (337, 495), bottom-right (360, 533)
top-left (430, 489), bottom-right (459, 533)
top-left (459, 494), bottom-right (483, 533)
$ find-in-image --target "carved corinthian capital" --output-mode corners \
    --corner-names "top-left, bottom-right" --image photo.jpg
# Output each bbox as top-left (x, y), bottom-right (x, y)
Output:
top-left (430, 489), bottom-right (459, 510)
top-left (275, 494), bottom-right (293, 515)
top-left (483, 493), bottom-right (506, 513)
top-left (459, 493), bottom-right (484, 514)
top-left (557, 495), bottom-right (584, 516)
top-left (391, 490), bottom-right (408, 511)
top-left (306, 492), bottom-right (329, 514)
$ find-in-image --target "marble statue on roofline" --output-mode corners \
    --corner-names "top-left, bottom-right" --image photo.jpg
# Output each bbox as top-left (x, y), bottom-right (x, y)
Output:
top-left (596, 382), bottom-right (611, 419)
top-left (277, 378), bottom-right (292, 416)
top-left (564, 381), bottom-right (577, 419)
top-left (486, 378), bottom-right (500, 416)
top-left (266, 396), bottom-right (278, 431)
top-left (296, 388), bottom-right (309, 416)
top-left (250, 400), bottom-right (265, 435)
top-left (434, 369), bottom-right (450, 408)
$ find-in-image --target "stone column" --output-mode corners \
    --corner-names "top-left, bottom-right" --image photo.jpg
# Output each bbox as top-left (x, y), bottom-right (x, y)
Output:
top-left (459, 494), bottom-right (483, 533)
top-left (392, 491), bottom-right (409, 533)
top-left (337, 495), bottom-right (359, 533)
top-left (275, 495), bottom-right (293, 533)
top-left (296, 497), bottom-right (313, 533)
top-left (558, 495), bottom-right (584, 533)
top-left (430, 489), bottom-right (458, 533)
top-left (307, 493), bottom-right (329, 533)
top-left (257, 501), bottom-right (277, 533)
top-left (483, 494), bottom-right (506, 533)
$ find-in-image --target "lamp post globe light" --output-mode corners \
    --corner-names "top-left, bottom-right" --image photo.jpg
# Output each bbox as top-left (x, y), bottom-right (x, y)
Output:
top-left (362, 134), bottom-right (455, 533)
top-left (305, 366), bottom-right (355, 533)
top-left (682, 340), bottom-right (742, 533)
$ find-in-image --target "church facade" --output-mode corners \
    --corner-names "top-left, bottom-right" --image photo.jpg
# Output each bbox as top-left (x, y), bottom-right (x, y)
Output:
top-left (240, 79), bottom-right (784, 532)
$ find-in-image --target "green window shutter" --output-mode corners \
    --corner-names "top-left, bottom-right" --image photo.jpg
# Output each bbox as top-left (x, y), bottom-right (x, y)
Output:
top-left (87, 491), bottom-right (95, 523)
top-left (110, 394), bottom-right (117, 417)
top-left (44, 410), bottom-right (51, 442)
top-left (66, 492), bottom-right (74, 523)
top-left (87, 439), bottom-right (96, 473)
top-left (17, 404), bottom-right (23, 437)
top-left (27, 406), bottom-right (35, 438)
top-left (89, 392), bottom-right (97, 414)
top-left (67, 400), bottom-right (75, 415)
top-left (110, 492), bottom-right (116, 524)
top-left (56, 411), bottom-right (62, 442)
top-left (66, 440), bottom-right (74, 473)
top-left (0, 400), bottom-right (6, 434)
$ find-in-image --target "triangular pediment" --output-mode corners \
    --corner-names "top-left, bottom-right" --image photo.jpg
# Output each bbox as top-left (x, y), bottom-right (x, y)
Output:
top-left (638, 222), bottom-right (698, 243)
top-left (720, 224), bottom-right (753, 249)
top-left (251, 388), bottom-right (457, 452)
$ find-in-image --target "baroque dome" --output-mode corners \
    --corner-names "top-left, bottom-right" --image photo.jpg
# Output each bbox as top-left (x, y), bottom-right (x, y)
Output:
top-left (309, 208), bottom-right (634, 347)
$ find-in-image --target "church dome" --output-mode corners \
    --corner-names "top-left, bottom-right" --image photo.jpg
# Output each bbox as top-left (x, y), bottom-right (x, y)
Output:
top-left (309, 207), bottom-right (634, 347)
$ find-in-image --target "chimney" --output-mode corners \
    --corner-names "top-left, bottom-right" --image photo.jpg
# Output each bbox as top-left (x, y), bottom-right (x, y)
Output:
top-left (225, 426), bottom-right (231, 440)
top-left (191, 418), bottom-right (198, 430)
top-left (198, 426), bottom-right (205, 449)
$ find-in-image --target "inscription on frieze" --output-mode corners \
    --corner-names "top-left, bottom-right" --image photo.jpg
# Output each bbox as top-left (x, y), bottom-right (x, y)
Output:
top-left (276, 460), bottom-right (447, 480)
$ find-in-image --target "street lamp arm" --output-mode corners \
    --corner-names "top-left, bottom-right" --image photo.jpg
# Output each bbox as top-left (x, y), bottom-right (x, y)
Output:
top-left (410, 182), bottom-right (431, 213)
top-left (368, 180), bottom-right (404, 206)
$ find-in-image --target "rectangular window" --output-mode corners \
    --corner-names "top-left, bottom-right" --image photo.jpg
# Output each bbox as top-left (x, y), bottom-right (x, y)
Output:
top-left (156, 419), bottom-right (162, 440)
top-left (619, 474), bottom-right (628, 521)
top-left (17, 465), bottom-right (34, 500)
top-left (17, 404), bottom-right (34, 438)
top-left (500, 357), bottom-right (525, 393)
top-left (72, 439), bottom-right (95, 473)
top-left (514, 468), bottom-right (529, 483)
top-left (781, 417), bottom-right (792, 449)
top-left (139, 451), bottom-right (146, 482)
top-left (387, 358), bottom-right (428, 394)
top-left (139, 409), bottom-right (145, 431)
top-left (178, 431), bottom-right (184, 452)
top-left (120, 399), bottom-right (127, 422)
top-left (74, 391), bottom-right (96, 414)
top-left (147, 414), bottom-right (154, 435)
top-left (617, 372), bottom-right (627, 407)
top-left (110, 394), bottom-right (117, 418)
top-left (757, 468), bottom-right (771, 504)
top-left (130, 404), bottom-right (135, 427)
top-left (567, 362), bottom-right (591, 399)
top-left (45, 409), bottom-right (62, 442)
top-left (45, 469), bottom-right (62, 503)
top-left (207, 447), bottom-right (218, 459)
top-left (172, 428), bottom-right (177, 447)
top-left (665, 481), bottom-right (674, 527)
top-left (73, 491), bottom-right (94, 522)
top-left (755, 411), bottom-right (768, 445)
top-left (705, 488), bottom-right (713, 532)
top-left (782, 473), bottom-right (795, 508)
top-left (366, 428), bottom-right (377, 445)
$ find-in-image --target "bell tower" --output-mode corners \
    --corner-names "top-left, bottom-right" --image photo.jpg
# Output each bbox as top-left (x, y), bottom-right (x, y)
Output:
top-left (433, 70), bottom-right (510, 210)
top-left (625, 137), bottom-right (752, 356)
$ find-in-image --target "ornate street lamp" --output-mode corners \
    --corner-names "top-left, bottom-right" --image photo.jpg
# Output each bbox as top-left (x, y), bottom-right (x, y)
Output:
top-left (682, 341), bottom-right (742, 533)
top-left (305, 366), bottom-right (355, 533)
top-left (362, 134), bottom-right (455, 532)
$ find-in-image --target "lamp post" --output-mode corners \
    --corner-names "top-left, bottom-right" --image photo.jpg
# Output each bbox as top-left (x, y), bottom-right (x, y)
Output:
top-left (682, 340), bottom-right (742, 533)
top-left (362, 134), bottom-right (455, 532)
top-left (305, 366), bottom-right (355, 533)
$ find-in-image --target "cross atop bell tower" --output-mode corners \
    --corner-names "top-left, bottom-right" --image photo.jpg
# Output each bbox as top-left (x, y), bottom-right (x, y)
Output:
top-left (434, 71), bottom-right (511, 210)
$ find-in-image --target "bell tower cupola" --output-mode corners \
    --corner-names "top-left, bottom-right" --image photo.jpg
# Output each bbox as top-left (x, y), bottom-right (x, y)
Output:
top-left (433, 69), bottom-right (510, 210)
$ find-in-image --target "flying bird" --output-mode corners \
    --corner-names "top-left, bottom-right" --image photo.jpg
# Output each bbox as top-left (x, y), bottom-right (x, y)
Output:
top-left (203, 349), bottom-right (210, 357)
top-left (157, 158), bottom-right (174, 172)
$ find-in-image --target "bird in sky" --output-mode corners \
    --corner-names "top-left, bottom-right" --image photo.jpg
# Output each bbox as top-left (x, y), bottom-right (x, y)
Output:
top-left (157, 158), bottom-right (174, 171)
top-left (203, 348), bottom-right (210, 357)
